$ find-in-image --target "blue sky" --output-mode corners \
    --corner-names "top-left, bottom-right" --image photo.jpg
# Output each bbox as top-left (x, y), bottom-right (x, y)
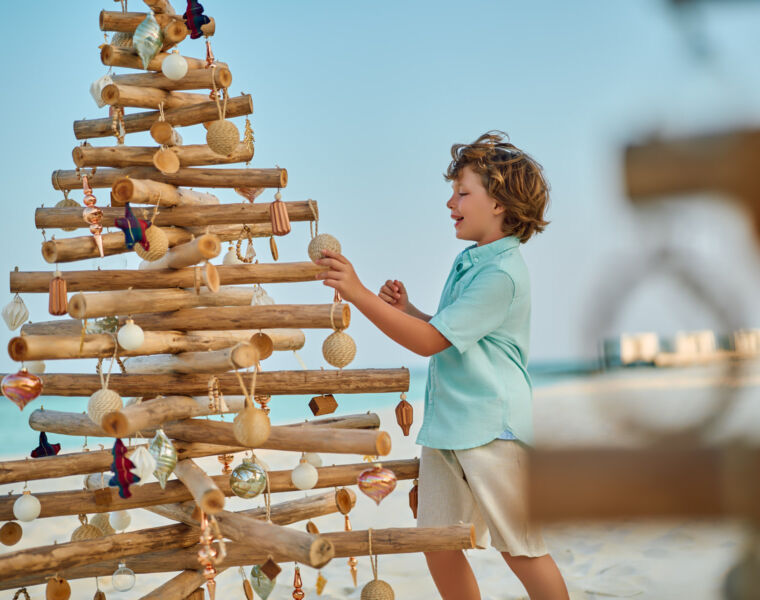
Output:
top-left (1, 0), bottom-right (759, 374)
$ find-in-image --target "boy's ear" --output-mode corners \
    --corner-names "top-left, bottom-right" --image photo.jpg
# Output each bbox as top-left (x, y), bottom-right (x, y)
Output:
top-left (492, 202), bottom-right (506, 215)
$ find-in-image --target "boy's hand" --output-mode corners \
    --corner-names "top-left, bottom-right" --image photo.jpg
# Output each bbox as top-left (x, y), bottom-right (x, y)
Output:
top-left (378, 279), bottom-right (409, 313)
top-left (315, 249), bottom-right (367, 303)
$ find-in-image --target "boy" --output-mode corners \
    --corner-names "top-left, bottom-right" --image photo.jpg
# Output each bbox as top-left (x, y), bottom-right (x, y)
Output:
top-left (316, 131), bottom-right (569, 600)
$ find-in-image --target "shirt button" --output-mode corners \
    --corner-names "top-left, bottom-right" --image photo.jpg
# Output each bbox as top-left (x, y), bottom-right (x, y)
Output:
top-left (474, 257), bottom-right (479, 263)
top-left (456, 264), bottom-right (462, 271)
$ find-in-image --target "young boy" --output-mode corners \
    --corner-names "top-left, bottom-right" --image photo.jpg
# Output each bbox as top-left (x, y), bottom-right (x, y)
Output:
top-left (316, 131), bottom-right (569, 600)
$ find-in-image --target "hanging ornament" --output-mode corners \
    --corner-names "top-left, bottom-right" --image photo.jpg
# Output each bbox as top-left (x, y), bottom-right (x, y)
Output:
top-left (135, 225), bottom-right (169, 261)
top-left (222, 244), bottom-right (243, 265)
top-left (232, 368), bottom-right (271, 447)
top-left (30, 432), bottom-right (61, 458)
top-left (251, 564), bottom-right (277, 600)
top-left (251, 283), bottom-right (275, 306)
top-left (148, 428), bottom-right (178, 488)
top-left (229, 457), bottom-right (267, 499)
top-left (250, 334), bottom-right (274, 362)
top-left (184, 0), bottom-right (211, 39)
top-left (316, 571), bottom-right (327, 595)
top-left (89, 73), bottom-right (114, 108)
top-left (238, 567), bottom-right (254, 600)
top-left (87, 365), bottom-right (123, 426)
top-left (322, 330), bottom-right (357, 368)
top-left (109, 510), bottom-right (131, 531)
top-left (292, 565), bottom-right (304, 600)
top-left (71, 514), bottom-right (102, 542)
top-left (0, 521), bottom-right (22, 546)
top-left (395, 392), bottom-right (413, 436)
top-left (358, 463), bottom-right (397, 506)
top-left (291, 455), bottom-right (318, 491)
top-left (110, 31), bottom-right (133, 48)
top-left (3, 294), bottom-right (29, 330)
top-left (93, 591), bottom-right (106, 600)
top-left (110, 439), bottom-right (140, 498)
top-left (235, 187), bottom-right (264, 202)
top-left (269, 190), bottom-right (291, 236)
top-left (133, 12), bottom-right (163, 69)
top-left (235, 225), bottom-right (256, 263)
top-left (304, 452), bottom-right (323, 468)
top-left (89, 512), bottom-right (116, 536)
top-left (48, 270), bottom-right (68, 316)
top-left (308, 233), bottom-right (342, 263)
top-left (46, 576), bottom-right (71, 600)
top-left (83, 472), bottom-right (109, 491)
top-left (117, 318), bottom-right (145, 351)
top-left (306, 520), bottom-right (320, 535)
top-left (409, 479), bottom-right (419, 519)
top-left (2, 369), bottom-right (43, 411)
top-left (55, 191), bottom-right (81, 232)
top-left (308, 394), bottom-right (338, 416)
top-left (269, 235), bottom-right (279, 261)
top-left (153, 146), bottom-right (181, 174)
top-left (217, 453), bottom-right (234, 474)
top-left (197, 511), bottom-right (226, 600)
top-left (81, 176), bottom-right (104, 258)
top-left (115, 203), bottom-right (151, 251)
top-left (13, 491), bottom-right (41, 522)
top-left (242, 117), bottom-right (255, 158)
top-left (128, 445), bottom-right (156, 484)
top-left (360, 529), bottom-right (395, 600)
top-left (161, 49), bottom-right (189, 80)
top-left (111, 562), bottom-right (136, 592)
top-left (207, 85), bottom-right (239, 156)
top-left (85, 316), bottom-right (119, 335)
top-left (25, 360), bottom-right (46, 375)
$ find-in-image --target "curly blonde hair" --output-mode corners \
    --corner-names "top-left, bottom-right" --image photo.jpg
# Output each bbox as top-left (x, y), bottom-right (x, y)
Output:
top-left (445, 131), bottom-right (550, 243)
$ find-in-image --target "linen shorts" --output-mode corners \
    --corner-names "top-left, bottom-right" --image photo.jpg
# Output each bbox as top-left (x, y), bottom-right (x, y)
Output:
top-left (417, 439), bottom-right (548, 557)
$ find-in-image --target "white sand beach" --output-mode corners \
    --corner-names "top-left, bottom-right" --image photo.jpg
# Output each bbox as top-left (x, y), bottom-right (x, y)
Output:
top-left (1, 363), bottom-right (758, 599)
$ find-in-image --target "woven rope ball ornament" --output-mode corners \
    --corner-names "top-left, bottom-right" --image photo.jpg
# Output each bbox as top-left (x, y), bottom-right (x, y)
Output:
top-left (361, 580), bottom-right (395, 600)
top-left (135, 225), bottom-right (169, 261)
top-left (207, 119), bottom-right (239, 156)
top-left (46, 576), bottom-right (71, 600)
top-left (71, 514), bottom-right (102, 542)
top-left (55, 193), bottom-right (80, 231)
top-left (308, 233), bottom-right (341, 263)
top-left (89, 512), bottom-right (116, 536)
top-left (322, 330), bottom-right (356, 368)
top-left (88, 388), bottom-right (123, 427)
top-left (233, 402), bottom-right (272, 447)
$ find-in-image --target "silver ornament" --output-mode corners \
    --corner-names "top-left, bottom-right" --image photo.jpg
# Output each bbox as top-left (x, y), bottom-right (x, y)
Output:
top-left (148, 429), bottom-right (177, 489)
top-left (230, 458), bottom-right (267, 499)
top-left (133, 13), bottom-right (163, 70)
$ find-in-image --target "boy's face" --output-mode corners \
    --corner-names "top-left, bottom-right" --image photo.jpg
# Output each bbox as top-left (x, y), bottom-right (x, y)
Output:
top-left (447, 165), bottom-right (506, 246)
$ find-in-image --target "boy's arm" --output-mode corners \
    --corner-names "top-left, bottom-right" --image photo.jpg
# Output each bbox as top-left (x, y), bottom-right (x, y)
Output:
top-left (406, 304), bottom-right (432, 322)
top-left (316, 251), bottom-right (450, 357)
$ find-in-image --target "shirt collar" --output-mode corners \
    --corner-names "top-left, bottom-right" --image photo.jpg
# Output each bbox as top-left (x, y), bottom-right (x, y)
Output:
top-left (459, 235), bottom-right (520, 268)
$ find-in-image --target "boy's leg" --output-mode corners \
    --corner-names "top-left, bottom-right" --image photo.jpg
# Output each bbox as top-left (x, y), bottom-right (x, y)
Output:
top-left (501, 552), bottom-right (570, 600)
top-left (424, 550), bottom-right (481, 600)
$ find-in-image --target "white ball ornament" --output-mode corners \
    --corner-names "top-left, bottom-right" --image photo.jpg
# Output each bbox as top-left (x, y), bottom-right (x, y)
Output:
top-left (291, 457), bottom-right (319, 490)
top-left (161, 50), bottom-right (188, 81)
top-left (109, 510), bottom-right (131, 531)
top-left (13, 491), bottom-right (41, 522)
top-left (25, 360), bottom-right (46, 375)
top-left (304, 452), bottom-right (323, 468)
top-left (117, 319), bottom-right (144, 351)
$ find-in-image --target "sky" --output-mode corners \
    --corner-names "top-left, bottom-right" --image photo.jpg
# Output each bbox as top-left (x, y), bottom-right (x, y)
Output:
top-left (1, 0), bottom-right (760, 374)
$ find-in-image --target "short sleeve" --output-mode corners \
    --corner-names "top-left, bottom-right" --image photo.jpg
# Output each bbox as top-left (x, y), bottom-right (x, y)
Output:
top-left (429, 268), bottom-right (515, 354)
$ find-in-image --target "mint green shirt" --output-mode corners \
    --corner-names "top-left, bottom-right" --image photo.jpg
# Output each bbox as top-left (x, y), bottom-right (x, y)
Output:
top-left (416, 235), bottom-right (534, 450)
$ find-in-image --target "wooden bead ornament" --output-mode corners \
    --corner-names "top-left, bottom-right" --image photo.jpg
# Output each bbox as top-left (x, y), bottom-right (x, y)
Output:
top-left (239, 567), bottom-right (254, 600)
top-left (269, 190), bottom-right (291, 236)
top-left (309, 394), bottom-right (338, 416)
top-left (135, 224), bottom-right (169, 261)
top-left (81, 175), bottom-right (104, 258)
top-left (55, 190), bottom-right (81, 231)
top-left (409, 479), bottom-right (419, 519)
top-left (46, 576), bottom-right (71, 600)
top-left (360, 529), bottom-right (395, 600)
top-left (2, 293), bottom-right (29, 331)
top-left (71, 514), bottom-right (102, 542)
top-left (48, 269), bottom-right (68, 316)
top-left (395, 392), bottom-right (413, 436)
top-left (235, 225), bottom-right (255, 263)
top-left (0, 521), bottom-right (22, 546)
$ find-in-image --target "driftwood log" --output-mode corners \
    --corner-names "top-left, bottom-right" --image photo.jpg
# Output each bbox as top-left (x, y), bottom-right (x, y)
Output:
top-left (10, 262), bottom-right (323, 293)
top-left (173, 459), bottom-right (225, 514)
top-left (120, 344), bottom-right (263, 375)
top-left (0, 458), bottom-right (418, 519)
top-left (51, 167), bottom-right (286, 190)
top-left (73, 142), bottom-right (254, 168)
top-left (37, 202), bottom-right (317, 230)
top-left (101, 84), bottom-right (209, 110)
top-left (110, 178), bottom-right (220, 207)
top-left (100, 45), bottom-right (227, 72)
top-left (110, 67), bottom-right (231, 92)
top-left (0, 413), bottom-right (380, 484)
top-left (139, 234), bottom-right (221, 270)
top-left (73, 94), bottom-right (252, 139)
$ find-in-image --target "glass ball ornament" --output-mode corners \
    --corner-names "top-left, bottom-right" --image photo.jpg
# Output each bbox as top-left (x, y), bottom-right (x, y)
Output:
top-left (230, 458), bottom-right (268, 499)
top-left (291, 457), bottom-right (319, 491)
top-left (304, 452), bottom-right (323, 468)
top-left (112, 562), bottom-right (136, 592)
top-left (161, 50), bottom-right (188, 80)
top-left (109, 509), bottom-right (131, 531)
top-left (117, 319), bottom-right (144, 351)
top-left (13, 490), bottom-right (41, 522)
top-left (2, 368), bottom-right (43, 410)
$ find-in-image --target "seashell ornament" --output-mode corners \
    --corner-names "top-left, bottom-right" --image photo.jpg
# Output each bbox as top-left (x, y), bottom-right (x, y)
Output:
top-left (308, 233), bottom-right (342, 263)
top-left (71, 514), bottom-right (102, 542)
top-left (251, 284), bottom-right (274, 306)
top-left (133, 12), bottom-right (163, 69)
top-left (322, 330), bottom-right (357, 368)
top-left (128, 445), bottom-right (157, 484)
top-left (135, 225), bottom-right (169, 261)
top-left (223, 244), bottom-right (243, 265)
top-left (2, 294), bottom-right (29, 330)
top-left (148, 429), bottom-right (177, 489)
top-left (2, 369), bottom-right (43, 410)
top-left (230, 457), bottom-right (268, 499)
top-left (357, 464), bottom-right (397, 506)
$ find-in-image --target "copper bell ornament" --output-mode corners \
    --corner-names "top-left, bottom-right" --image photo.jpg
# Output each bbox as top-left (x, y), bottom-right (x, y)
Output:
top-left (394, 392), bottom-right (413, 436)
top-left (48, 270), bottom-right (68, 316)
top-left (409, 479), bottom-right (419, 519)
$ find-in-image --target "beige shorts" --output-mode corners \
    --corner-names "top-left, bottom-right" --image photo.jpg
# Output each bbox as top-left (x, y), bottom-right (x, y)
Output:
top-left (417, 439), bottom-right (548, 557)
